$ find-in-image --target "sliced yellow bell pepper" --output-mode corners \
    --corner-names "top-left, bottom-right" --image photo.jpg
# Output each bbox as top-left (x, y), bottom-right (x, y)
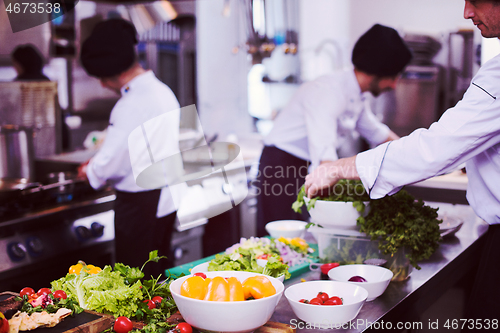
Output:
top-left (69, 262), bottom-right (101, 275)
top-left (84, 264), bottom-right (102, 274)
top-left (180, 276), bottom-right (210, 300)
top-left (227, 277), bottom-right (245, 301)
top-left (242, 276), bottom-right (276, 299)
top-left (204, 276), bottom-right (230, 302)
top-left (69, 263), bottom-right (83, 275)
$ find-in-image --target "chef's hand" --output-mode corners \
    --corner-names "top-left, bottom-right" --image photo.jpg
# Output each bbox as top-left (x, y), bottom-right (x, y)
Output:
top-left (304, 156), bottom-right (360, 198)
top-left (77, 160), bottom-right (90, 179)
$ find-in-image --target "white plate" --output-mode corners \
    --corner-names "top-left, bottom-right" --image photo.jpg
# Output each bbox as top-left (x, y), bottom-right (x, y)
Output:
top-left (191, 260), bottom-right (285, 282)
top-left (439, 215), bottom-right (464, 237)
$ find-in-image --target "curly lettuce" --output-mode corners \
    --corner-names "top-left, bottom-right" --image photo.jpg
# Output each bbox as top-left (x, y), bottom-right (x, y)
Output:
top-left (51, 265), bottom-right (143, 317)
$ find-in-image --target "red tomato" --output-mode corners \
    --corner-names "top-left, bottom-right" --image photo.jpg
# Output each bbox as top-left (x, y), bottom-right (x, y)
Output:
top-left (175, 322), bottom-right (193, 333)
top-left (37, 288), bottom-right (52, 296)
top-left (324, 296), bottom-right (343, 306)
top-left (308, 297), bottom-right (323, 305)
top-left (317, 291), bottom-right (329, 303)
top-left (20, 287), bottom-right (35, 298)
top-left (193, 272), bottom-right (207, 279)
top-left (53, 290), bottom-right (68, 300)
top-left (143, 299), bottom-right (155, 309)
top-left (320, 263), bottom-right (340, 275)
top-left (114, 316), bottom-right (133, 333)
top-left (298, 299), bottom-right (308, 303)
top-left (152, 296), bottom-right (163, 305)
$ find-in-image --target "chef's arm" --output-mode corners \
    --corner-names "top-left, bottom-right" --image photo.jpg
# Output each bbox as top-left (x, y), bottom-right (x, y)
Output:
top-left (383, 130), bottom-right (400, 143)
top-left (305, 155), bottom-right (359, 197)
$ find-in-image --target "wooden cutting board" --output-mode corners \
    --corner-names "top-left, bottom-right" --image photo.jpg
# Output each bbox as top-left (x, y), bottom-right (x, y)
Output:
top-left (58, 311), bottom-right (294, 333)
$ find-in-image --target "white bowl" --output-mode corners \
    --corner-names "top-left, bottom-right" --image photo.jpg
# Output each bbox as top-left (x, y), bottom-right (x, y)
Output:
top-left (284, 280), bottom-right (368, 328)
top-left (170, 271), bottom-right (284, 333)
top-left (328, 264), bottom-right (393, 301)
top-left (304, 197), bottom-right (368, 229)
top-left (191, 261), bottom-right (286, 283)
top-left (265, 220), bottom-right (307, 238)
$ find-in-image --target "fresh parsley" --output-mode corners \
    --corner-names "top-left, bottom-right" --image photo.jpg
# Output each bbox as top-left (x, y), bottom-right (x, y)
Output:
top-left (357, 189), bottom-right (442, 270)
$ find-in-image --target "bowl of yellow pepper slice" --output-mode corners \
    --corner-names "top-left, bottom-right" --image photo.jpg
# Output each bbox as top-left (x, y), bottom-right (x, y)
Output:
top-left (169, 271), bottom-right (284, 333)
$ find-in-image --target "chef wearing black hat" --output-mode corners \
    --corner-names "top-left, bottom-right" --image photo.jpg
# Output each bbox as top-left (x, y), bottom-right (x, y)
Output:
top-left (78, 18), bottom-right (181, 277)
top-left (255, 24), bottom-right (412, 235)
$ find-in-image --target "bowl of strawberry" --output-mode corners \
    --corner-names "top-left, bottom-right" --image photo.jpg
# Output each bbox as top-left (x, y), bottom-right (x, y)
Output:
top-left (284, 280), bottom-right (368, 328)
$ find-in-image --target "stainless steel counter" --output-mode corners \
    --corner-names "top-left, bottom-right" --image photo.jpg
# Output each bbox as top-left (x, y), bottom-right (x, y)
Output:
top-left (270, 202), bottom-right (488, 332)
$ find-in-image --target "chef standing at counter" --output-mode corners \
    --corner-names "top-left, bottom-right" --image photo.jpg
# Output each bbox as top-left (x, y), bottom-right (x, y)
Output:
top-left (255, 24), bottom-right (411, 236)
top-left (77, 18), bottom-right (181, 278)
top-left (305, 0), bottom-right (500, 322)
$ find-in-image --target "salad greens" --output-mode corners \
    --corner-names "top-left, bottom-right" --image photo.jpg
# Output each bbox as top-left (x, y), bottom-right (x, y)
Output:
top-left (208, 248), bottom-right (292, 280)
top-left (207, 236), bottom-right (315, 280)
top-left (292, 180), bottom-right (369, 225)
top-left (51, 265), bottom-right (144, 317)
top-left (51, 251), bottom-right (178, 327)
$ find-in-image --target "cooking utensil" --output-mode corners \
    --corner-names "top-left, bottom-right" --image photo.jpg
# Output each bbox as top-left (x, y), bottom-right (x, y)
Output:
top-left (0, 125), bottom-right (35, 181)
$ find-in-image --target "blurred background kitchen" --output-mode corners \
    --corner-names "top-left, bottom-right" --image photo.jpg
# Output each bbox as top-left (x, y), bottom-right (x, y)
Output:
top-left (1, 0), bottom-right (499, 290)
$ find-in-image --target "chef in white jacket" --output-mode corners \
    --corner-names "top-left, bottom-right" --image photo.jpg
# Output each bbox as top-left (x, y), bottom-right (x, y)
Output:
top-left (305, 0), bottom-right (500, 322)
top-left (78, 19), bottom-right (180, 277)
top-left (255, 24), bottom-right (411, 236)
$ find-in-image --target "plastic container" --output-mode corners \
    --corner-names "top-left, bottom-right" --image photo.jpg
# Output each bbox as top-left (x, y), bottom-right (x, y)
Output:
top-left (307, 227), bottom-right (412, 281)
top-left (308, 227), bottom-right (380, 265)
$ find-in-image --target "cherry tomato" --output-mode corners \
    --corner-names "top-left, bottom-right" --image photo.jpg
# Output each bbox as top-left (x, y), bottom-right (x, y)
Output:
top-left (37, 288), bottom-right (52, 296)
top-left (114, 316), bottom-right (133, 333)
top-left (308, 297), bottom-right (323, 305)
top-left (324, 296), bottom-right (343, 306)
top-left (193, 272), bottom-right (207, 279)
top-left (53, 290), bottom-right (68, 300)
top-left (20, 287), bottom-right (35, 298)
top-left (320, 263), bottom-right (340, 275)
top-left (143, 299), bottom-right (155, 309)
top-left (317, 291), bottom-right (329, 303)
top-left (152, 296), bottom-right (163, 305)
top-left (298, 299), bottom-right (309, 303)
top-left (175, 322), bottom-right (193, 333)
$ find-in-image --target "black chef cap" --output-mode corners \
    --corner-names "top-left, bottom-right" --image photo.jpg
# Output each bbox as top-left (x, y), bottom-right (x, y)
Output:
top-left (12, 44), bottom-right (44, 73)
top-left (352, 24), bottom-right (412, 77)
top-left (80, 18), bottom-right (138, 78)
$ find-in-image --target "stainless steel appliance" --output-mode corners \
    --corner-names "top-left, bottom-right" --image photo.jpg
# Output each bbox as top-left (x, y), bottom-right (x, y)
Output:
top-left (0, 81), bottom-right (61, 158)
top-left (389, 65), bottom-right (442, 137)
top-left (0, 176), bottom-right (115, 291)
top-left (0, 126), bottom-right (35, 181)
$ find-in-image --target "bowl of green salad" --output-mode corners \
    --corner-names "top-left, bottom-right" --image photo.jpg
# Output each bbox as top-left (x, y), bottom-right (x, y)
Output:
top-left (292, 180), bottom-right (370, 230)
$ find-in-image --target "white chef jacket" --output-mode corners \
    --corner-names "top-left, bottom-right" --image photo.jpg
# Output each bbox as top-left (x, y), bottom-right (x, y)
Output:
top-left (356, 53), bottom-right (500, 224)
top-left (264, 68), bottom-right (390, 170)
top-left (86, 70), bottom-right (181, 217)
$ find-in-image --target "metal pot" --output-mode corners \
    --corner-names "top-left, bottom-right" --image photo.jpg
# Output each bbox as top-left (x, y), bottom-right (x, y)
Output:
top-left (0, 125), bottom-right (35, 181)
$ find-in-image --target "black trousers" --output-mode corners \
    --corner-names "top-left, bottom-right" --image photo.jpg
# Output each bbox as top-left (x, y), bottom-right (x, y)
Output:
top-left (255, 146), bottom-right (310, 237)
top-left (114, 189), bottom-right (177, 279)
top-left (463, 223), bottom-right (500, 328)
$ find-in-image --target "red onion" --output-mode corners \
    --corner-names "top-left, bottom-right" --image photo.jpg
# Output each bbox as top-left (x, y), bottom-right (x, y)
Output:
top-left (348, 275), bottom-right (367, 282)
